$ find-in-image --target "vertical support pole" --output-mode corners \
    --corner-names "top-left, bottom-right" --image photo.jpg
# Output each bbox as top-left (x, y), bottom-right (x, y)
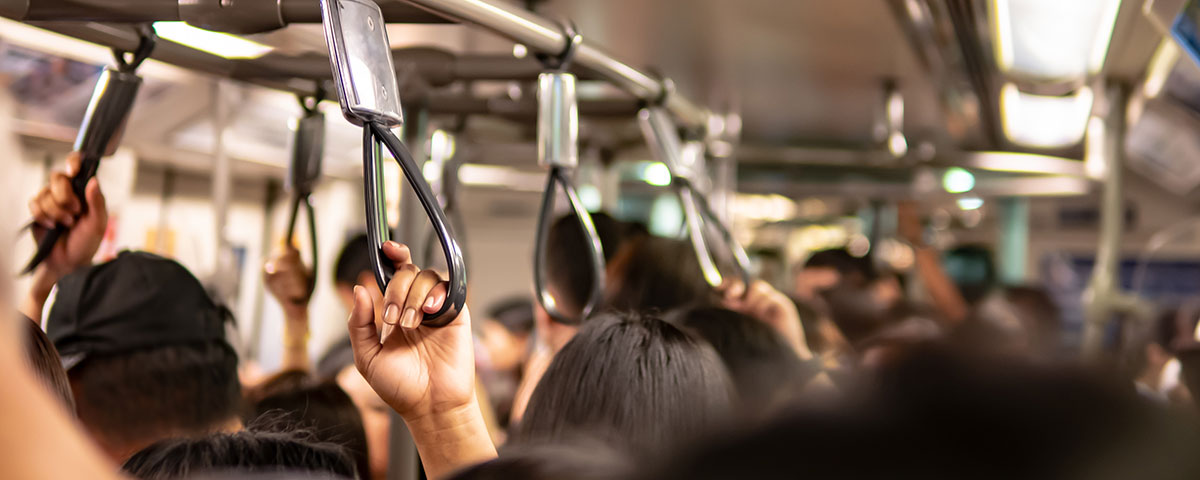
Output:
top-left (1082, 84), bottom-right (1128, 361)
top-left (211, 79), bottom-right (237, 304)
top-left (399, 109), bottom-right (430, 253)
top-left (388, 111), bottom-right (426, 480)
top-left (997, 197), bottom-right (1029, 284)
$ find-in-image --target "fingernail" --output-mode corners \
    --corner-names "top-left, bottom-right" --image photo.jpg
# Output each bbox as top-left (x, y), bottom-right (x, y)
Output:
top-left (423, 296), bottom-right (437, 311)
top-left (353, 285), bottom-right (363, 296)
top-left (401, 307), bottom-right (417, 329)
top-left (383, 304), bottom-right (399, 325)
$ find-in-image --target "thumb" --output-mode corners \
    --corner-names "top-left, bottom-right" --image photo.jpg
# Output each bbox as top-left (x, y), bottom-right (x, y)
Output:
top-left (347, 285), bottom-right (382, 371)
top-left (82, 178), bottom-right (107, 228)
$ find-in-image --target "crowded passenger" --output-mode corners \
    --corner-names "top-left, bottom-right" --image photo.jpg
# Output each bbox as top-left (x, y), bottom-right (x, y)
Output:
top-left (9, 5), bottom-right (1200, 478)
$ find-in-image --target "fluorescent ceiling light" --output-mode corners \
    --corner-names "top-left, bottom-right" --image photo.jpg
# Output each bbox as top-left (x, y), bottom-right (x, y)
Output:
top-left (990, 0), bottom-right (1122, 81)
top-left (1000, 83), bottom-right (1094, 148)
top-left (153, 22), bottom-right (272, 59)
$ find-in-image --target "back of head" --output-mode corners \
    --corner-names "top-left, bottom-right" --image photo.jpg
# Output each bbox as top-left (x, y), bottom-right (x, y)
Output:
top-left (545, 211), bottom-right (636, 318)
top-left (653, 344), bottom-right (1200, 480)
top-left (802, 249), bottom-right (874, 289)
top-left (515, 312), bottom-right (731, 457)
top-left (122, 430), bottom-right (357, 480)
top-left (46, 251), bottom-right (239, 455)
top-left (21, 319), bottom-right (74, 411)
top-left (245, 370), bottom-right (370, 478)
top-left (604, 236), bottom-right (719, 314)
top-left (449, 442), bottom-right (633, 480)
top-left (70, 341), bottom-right (241, 455)
top-left (486, 297), bottom-right (535, 336)
top-left (334, 233), bottom-right (371, 288)
top-left (670, 307), bottom-right (811, 412)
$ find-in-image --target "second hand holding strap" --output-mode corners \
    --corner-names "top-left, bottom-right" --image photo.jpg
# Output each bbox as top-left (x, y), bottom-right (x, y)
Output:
top-left (23, 26), bottom-right (156, 274)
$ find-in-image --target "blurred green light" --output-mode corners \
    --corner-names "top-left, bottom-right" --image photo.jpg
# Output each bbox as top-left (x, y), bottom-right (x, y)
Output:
top-left (943, 167), bottom-right (975, 193)
top-left (641, 162), bottom-right (672, 187)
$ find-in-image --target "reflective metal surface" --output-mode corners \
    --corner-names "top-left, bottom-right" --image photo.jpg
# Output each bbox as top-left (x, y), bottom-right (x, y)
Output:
top-left (536, 72), bottom-right (578, 169)
top-left (320, 0), bottom-right (404, 127)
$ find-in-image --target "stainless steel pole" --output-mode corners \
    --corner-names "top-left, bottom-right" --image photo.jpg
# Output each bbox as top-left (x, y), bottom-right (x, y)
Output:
top-left (1081, 84), bottom-right (1128, 361)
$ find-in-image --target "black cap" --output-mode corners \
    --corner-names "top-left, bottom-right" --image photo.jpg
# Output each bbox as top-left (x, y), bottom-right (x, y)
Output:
top-left (47, 251), bottom-right (230, 369)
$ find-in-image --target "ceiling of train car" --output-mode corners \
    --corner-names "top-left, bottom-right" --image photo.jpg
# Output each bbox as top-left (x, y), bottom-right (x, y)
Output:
top-left (0, 0), bottom-right (1188, 194)
top-left (542, 0), bottom-right (945, 148)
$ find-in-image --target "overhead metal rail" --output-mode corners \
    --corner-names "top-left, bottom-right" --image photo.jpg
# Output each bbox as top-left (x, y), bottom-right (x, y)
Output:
top-left (3, 0), bottom-right (714, 134)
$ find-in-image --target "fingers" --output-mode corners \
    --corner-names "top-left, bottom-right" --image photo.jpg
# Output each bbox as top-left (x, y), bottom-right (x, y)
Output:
top-left (346, 286), bottom-right (382, 373)
top-left (423, 283), bottom-right (448, 314)
top-left (382, 241), bottom-right (412, 267)
top-left (400, 270), bottom-right (443, 329)
top-left (35, 189), bottom-right (73, 228)
top-left (49, 173), bottom-right (82, 217)
top-left (382, 263), bottom-right (420, 326)
top-left (65, 152), bottom-right (82, 177)
top-left (81, 178), bottom-right (107, 229)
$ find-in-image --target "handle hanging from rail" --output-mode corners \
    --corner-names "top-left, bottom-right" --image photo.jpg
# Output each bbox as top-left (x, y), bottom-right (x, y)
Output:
top-left (531, 33), bottom-right (606, 323)
top-left (23, 25), bottom-right (156, 274)
top-left (363, 123), bottom-right (467, 327)
top-left (282, 92), bottom-right (326, 297)
top-left (637, 106), bottom-right (751, 289)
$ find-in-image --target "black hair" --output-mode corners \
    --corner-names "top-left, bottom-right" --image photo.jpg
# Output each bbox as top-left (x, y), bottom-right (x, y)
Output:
top-left (650, 344), bottom-right (1200, 480)
top-left (69, 340), bottom-right (242, 448)
top-left (545, 211), bottom-right (638, 319)
top-left (245, 370), bottom-right (370, 478)
top-left (604, 236), bottom-right (719, 314)
top-left (514, 312), bottom-right (732, 457)
top-left (22, 318), bottom-right (75, 411)
top-left (333, 233), bottom-right (371, 288)
top-left (669, 307), bottom-right (814, 411)
top-left (122, 429), bottom-right (356, 480)
top-left (449, 442), bottom-right (633, 480)
top-left (801, 249), bottom-right (874, 288)
top-left (486, 297), bottom-right (535, 335)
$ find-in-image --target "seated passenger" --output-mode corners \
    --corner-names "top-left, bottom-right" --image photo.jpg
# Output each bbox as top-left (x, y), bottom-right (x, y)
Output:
top-left (46, 251), bottom-right (243, 461)
top-left (244, 370), bottom-right (371, 478)
top-left (122, 429), bottom-right (356, 480)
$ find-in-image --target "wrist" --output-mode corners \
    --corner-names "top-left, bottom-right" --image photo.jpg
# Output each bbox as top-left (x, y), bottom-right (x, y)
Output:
top-left (403, 398), bottom-right (496, 479)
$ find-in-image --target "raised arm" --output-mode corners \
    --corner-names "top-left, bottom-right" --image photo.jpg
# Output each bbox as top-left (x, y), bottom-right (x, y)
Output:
top-left (345, 241), bottom-right (496, 479)
top-left (263, 246), bottom-right (315, 372)
top-left (21, 153), bottom-right (107, 322)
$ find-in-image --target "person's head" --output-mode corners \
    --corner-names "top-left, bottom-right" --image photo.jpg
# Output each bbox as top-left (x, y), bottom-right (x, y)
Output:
top-left (21, 318), bottom-right (75, 411)
top-left (334, 233), bottom-right (384, 317)
top-left (480, 297), bottom-right (535, 373)
top-left (961, 285), bottom-right (1063, 360)
top-left (670, 307), bottom-right (813, 413)
top-left (543, 211), bottom-right (639, 322)
top-left (514, 312), bottom-right (732, 457)
top-left (793, 249), bottom-right (872, 300)
top-left (651, 344), bottom-right (1200, 480)
top-left (604, 236), bottom-right (719, 315)
top-left (245, 370), bottom-right (370, 479)
top-left (46, 251), bottom-right (241, 460)
top-left (449, 442), bottom-right (633, 480)
top-left (122, 429), bottom-right (356, 480)
top-left (315, 340), bottom-right (390, 480)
